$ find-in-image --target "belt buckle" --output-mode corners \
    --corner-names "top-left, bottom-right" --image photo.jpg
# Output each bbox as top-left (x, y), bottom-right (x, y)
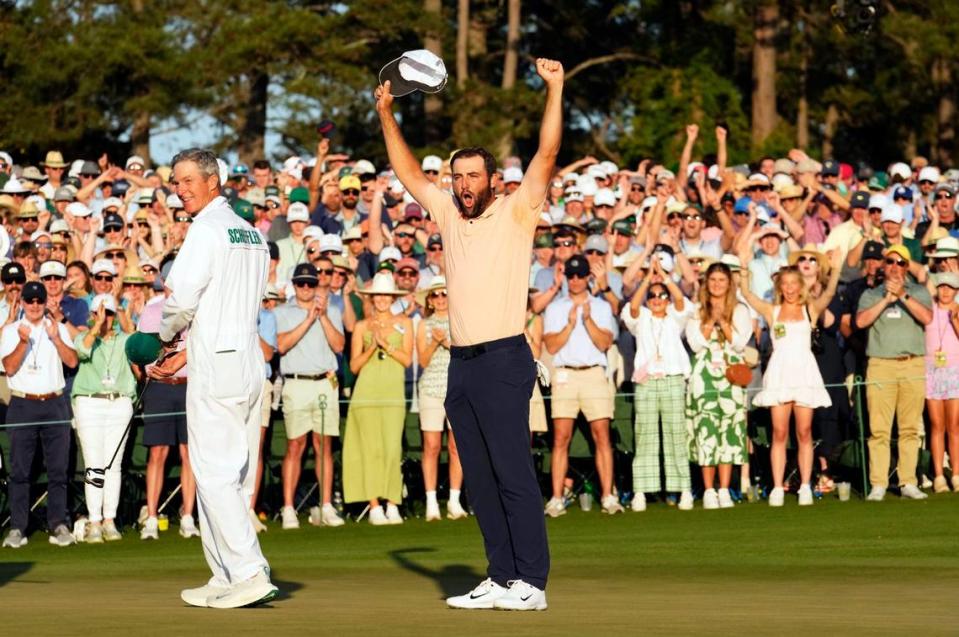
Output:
top-left (463, 344), bottom-right (486, 360)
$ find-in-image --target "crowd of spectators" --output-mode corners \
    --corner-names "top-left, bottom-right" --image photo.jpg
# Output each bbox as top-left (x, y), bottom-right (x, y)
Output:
top-left (0, 124), bottom-right (957, 547)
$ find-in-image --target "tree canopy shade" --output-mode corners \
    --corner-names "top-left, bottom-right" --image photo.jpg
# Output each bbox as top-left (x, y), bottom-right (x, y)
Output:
top-left (0, 0), bottom-right (956, 169)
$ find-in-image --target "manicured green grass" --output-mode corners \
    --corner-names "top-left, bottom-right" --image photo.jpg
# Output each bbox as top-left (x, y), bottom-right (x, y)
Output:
top-left (2, 495), bottom-right (958, 636)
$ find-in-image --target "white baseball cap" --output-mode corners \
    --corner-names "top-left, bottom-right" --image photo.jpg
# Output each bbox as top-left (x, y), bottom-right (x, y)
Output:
top-left (918, 166), bottom-right (941, 183)
top-left (90, 293), bottom-right (117, 313)
top-left (101, 196), bottom-right (123, 211)
top-left (379, 246), bottom-right (402, 262)
top-left (125, 155), bottom-right (146, 170)
top-left (302, 225), bottom-right (324, 241)
top-left (91, 259), bottom-right (117, 276)
top-left (352, 159), bottom-right (376, 175)
top-left (66, 201), bottom-right (92, 217)
top-left (421, 155), bottom-right (443, 172)
top-left (503, 167), bottom-right (523, 184)
top-left (319, 234), bottom-right (344, 254)
top-left (868, 193), bottom-right (889, 210)
top-left (166, 194), bottom-right (184, 209)
top-left (599, 160), bottom-right (619, 176)
top-left (594, 188), bottom-right (616, 207)
top-left (880, 203), bottom-right (904, 224)
top-left (889, 162), bottom-right (912, 180)
top-left (38, 260), bottom-right (66, 278)
top-left (640, 196), bottom-right (659, 213)
top-left (577, 177), bottom-right (598, 196)
top-left (287, 202), bottom-right (310, 223)
top-left (379, 49), bottom-right (448, 97)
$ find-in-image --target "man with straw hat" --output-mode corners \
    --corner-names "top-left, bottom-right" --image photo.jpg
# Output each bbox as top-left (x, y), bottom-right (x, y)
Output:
top-left (375, 57), bottom-right (564, 611)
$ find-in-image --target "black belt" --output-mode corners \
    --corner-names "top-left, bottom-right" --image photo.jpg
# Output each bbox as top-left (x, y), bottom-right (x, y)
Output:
top-left (287, 373), bottom-right (332, 381)
top-left (558, 365), bottom-right (602, 371)
top-left (77, 393), bottom-right (127, 400)
top-left (450, 334), bottom-right (525, 361)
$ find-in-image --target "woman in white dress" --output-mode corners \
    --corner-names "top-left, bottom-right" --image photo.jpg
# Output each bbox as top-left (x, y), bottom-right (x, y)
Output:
top-left (738, 248), bottom-right (841, 507)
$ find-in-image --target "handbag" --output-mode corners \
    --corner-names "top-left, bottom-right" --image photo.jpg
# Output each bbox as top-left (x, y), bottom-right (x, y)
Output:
top-left (806, 306), bottom-right (824, 355)
top-left (717, 326), bottom-right (751, 387)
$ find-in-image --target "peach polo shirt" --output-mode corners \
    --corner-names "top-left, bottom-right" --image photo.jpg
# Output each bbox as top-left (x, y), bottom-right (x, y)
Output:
top-left (420, 182), bottom-right (542, 346)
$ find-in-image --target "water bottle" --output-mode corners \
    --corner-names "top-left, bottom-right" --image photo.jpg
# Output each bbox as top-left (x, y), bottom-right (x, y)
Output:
top-left (333, 491), bottom-right (343, 513)
top-left (579, 481), bottom-right (595, 512)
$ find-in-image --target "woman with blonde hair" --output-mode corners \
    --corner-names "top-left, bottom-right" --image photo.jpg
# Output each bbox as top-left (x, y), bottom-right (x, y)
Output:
top-left (685, 262), bottom-right (752, 510)
top-left (738, 248), bottom-right (842, 507)
top-left (925, 272), bottom-right (959, 492)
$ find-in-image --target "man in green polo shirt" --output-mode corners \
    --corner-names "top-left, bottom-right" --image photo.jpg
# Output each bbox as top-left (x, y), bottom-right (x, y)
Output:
top-left (856, 244), bottom-right (933, 502)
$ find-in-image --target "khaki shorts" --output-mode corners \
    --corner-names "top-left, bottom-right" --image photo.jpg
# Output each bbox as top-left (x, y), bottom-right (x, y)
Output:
top-left (550, 366), bottom-right (613, 422)
top-left (418, 391), bottom-right (448, 432)
top-left (282, 377), bottom-right (340, 439)
top-left (260, 379), bottom-right (273, 428)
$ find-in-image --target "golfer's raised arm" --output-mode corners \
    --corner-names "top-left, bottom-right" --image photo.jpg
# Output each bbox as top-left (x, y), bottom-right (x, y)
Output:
top-left (375, 81), bottom-right (433, 206)
top-left (522, 58), bottom-right (565, 204)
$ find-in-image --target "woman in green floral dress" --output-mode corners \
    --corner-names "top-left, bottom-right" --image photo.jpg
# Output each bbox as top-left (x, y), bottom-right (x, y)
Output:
top-left (684, 263), bottom-right (752, 510)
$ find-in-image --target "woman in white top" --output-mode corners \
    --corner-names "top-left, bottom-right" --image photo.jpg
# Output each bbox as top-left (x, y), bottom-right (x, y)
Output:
top-left (621, 259), bottom-right (693, 512)
top-left (738, 248), bottom-right (841, 507)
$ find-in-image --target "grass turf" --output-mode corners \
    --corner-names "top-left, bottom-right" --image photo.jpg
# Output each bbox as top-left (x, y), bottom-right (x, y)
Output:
top-left (1, 495), bottom-right (958, 636)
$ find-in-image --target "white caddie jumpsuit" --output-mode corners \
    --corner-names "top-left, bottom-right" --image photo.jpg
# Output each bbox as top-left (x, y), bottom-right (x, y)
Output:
top-left (160, 195), bottom-right (270, 586)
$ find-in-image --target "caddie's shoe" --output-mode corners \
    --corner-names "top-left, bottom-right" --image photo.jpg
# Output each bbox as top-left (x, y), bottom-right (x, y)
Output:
top-left (543, 497), bottom-right (566, 518)
top-left (319, 505), bottom-right (344, 527)
top-left (600, 494), bottom-right (624, 514)
top-left (368, 506), bottom-right (389, 526)
top-left (678, 491), bottom-right (694, 511)
top-left (446, 578), bottom-right (509, 610)
top-left (702, 488), bottom-right (719, 510)
top-left (181, 581), bottom-right (231, 608)
top-left (768, 487), bottom-right (785, 507)
top-left (385, 503), bottom-right (404, 525)
top-left (207, 568), bottom-right (278, 609)
top-left (249, 509), bottom-right (267, 533)
top-left (425, 501), bottom-right (442, 522)
top-left (179, 514), bottom-right (200, 539)
top-left (140, 517), bottom-right (159, 540)
top-left (493, 580), bottom-right (548, 611)
top-left (3, 529), bottom-right (28, 548)
top-left (281, 506), bottom-right (299, 530)
top-left (446, 500), bottom-right (468, 520)
top-left (866, 486), bottom-right (886, 502)
top-left (797, 484), bottom-right (814, 506)
top-left (900, 484), bottom-right (928, 500)
top-left (630, 492), bottom-right (646, 512)
top-left (85, 522), bottom-right (104, 544)
top-left (717, 488), bottom-right (735, 508)
top-left (102, 520), bottom-right (122, 542)
top-left (49, 524), bottom-right (75, 547)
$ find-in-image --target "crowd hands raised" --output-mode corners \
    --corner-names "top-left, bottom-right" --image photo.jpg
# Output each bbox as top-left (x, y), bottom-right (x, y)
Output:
top-left (1, 118), bottom-right (959, 547)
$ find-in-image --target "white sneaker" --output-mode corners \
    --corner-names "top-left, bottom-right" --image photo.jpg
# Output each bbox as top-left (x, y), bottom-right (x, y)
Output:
top-left (425, 501), bottom-right (442, 522)
top-left (281, 506), bottom-right (299, 530)
top-left (137, 505), bottom-right (149, 526)
top-left (207, 568), bottom-right (278, 609)
top-left (322, 505), bottom-right (345, 527)
top-left (920, 475), bottom-right (933, 490)
top-left (446, 578), bottom-right (509, 609)
top-left (385, 503), bottom-right (404, 524)
top-left (900, 484), bottom-right (929, 500)
top-left (447, 500), bottom-right (468, 520)
top-left (797, 484), bottom-right (814, 506)
top-left (544, 497), bottom-right (566, 518)
top-left (717, 488), bottom-right (734, 508)
top-left (702, 488), bottom-right (719, 510)
top-left (678, 491), bottom-right (694, 511)
top-left (866, 486), bottom-right (886, 502)
top-left (181, 581), bottom-right (230, 607)
top-left (179, 514), bottom-right (200, 538)
top-left (2, 529), bottom-right (27, 548)
top-left (308, 506), bottom-right (322, 526)
top-left (601, 494), bottom-right (624, 514)
top-left (249, 509), bottom-right (268, 533)
top-left (49, 524), bottom-right (75, 547)
top-left (493, 579), bottom-right (548, 611)
top-left (768, 487), bottom-right (785, 507)
top-left (86, 522), bottom-right (104, 544)
top-left (102, 520), bottom-right (122, 542)
top-left (140, 517), bottom-right (159, 540)
top-left (368, 505), bottom-right (389, 526)
top-left (630, 492), bottom-right (647, 512)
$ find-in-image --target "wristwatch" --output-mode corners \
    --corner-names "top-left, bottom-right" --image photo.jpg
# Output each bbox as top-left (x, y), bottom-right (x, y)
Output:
top-left (901, 293), bottom-right (910, 302)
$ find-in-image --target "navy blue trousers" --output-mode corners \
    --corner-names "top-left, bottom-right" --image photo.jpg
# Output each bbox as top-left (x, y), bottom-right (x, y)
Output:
top-left (445, 335), bottom-right (550, 590)
top-left (6, 396), bottom-right (72, 533)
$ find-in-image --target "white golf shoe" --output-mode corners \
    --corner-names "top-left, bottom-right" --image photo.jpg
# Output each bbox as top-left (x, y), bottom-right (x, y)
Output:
top-left (320, 505), bottom-right (345, 527)
top-left (179, 514), bottom-right (200, 538)
top-left (425, 501), bottom-right (442, 522)
top-left (102, 520), bottom-right (122, 542)
top-left (2, 529), bottom-right (27, 548)
top-left (601, 495), bottom-right (624, 514)
top-left (281, 506), bottom-right (299, 529)
top-left (544, 497), bottom-right (566, 518)
top-left (207, 568), bottom-right (278, 609)
top-left (85, 522), bottom-right (104, 544)
top-left (678, 491), bottom-right (694, 511)
top-left (797, 484), bottom-right (814, 506)
top-left (630, 492), bottom-right (646, 512)
top-left (140, 517), bottom-right (159, 540)
top-left (181, 581), bottom-right (231, 607)
top-left (717, 488), bottom-right (735, 508)
top-left (368, 506), bottom-right (389, 526)
top-left (866, 486), bottom-right (886, 501)
top-left (446, 578), bottom-right (509, 609)
top-left (446, 500), bottom-right (468, 520)
top-left (493, 579), bottom-right (548, 611)
top-left (385, 503), bottom-right (404, 525)
top-left (702, 488), bottom-right (719, 510)
top-left (900, 484), bottom-right (928, 500)
top-left (768, 487), bottom-right (785, 507)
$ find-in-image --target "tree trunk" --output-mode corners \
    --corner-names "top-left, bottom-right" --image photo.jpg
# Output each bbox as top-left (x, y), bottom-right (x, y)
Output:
top-left (796, 32), bottom-right (809, 150)
top-left (934, 58), bottom-right (955, 167)
top-left (821, 103), bottom-right (838, 160)
top-left (456, 0), bottom-right (469, 88)
top-left (237, 71), bottom-right (268, 166)
top-left (130, 111), bottom-right (151, 166)
top-left (423, 0), bottom-right (443, 146)
top-left (751, 1), bottom-right (778, 149)
top-left (496, 0), bottom-right (521, 160)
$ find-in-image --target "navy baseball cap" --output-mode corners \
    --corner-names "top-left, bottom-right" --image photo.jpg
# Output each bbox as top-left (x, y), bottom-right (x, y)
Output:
top-left (564, 255), bottom-right (590, 278)
top-left (892, 186), bottom-right (913, 201)
top-left (862, 241), bottom-right (885, 261)
top-left (821, 160), bottom-right (840, 177)
top-left (1, 262), bottom-right (26, 284)
top-left (849, 190), bottom-right (870, 209)
top-left (291, 262), bottom-right (318, 283)
top-left (103, 213), bottom-right (125, 230)
top-left (22, 281), bottom-right (47, 303)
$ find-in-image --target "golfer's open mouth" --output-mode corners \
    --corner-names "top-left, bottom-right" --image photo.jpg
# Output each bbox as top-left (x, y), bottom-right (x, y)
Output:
top-left (461, 192), bottom-right (474, 207)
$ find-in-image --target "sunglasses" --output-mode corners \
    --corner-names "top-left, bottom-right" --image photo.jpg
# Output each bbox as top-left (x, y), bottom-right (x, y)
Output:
top-left (23, 298), bottom-right (45, 305)
top-left (940, 194), bottom-right (955, 200)
top-left (2, 280), bottom-right (23, 286)
top-left (317, 268), bottom-right (334, 276)
top-left (395, 232), bottom-right (415, 239)
top-left (648, 291), bottom-right (670, 300)
top-left (342, 189), bottom-right (360, 196)
top-left (688, 258), bottom-right (705, 265)
top-left (307, 247), bottom-right (319, 254)
top-left (667, 212), bottom-right (683, 220)
top-left (428, 245), bottom-right (443, 252)
top-left (630, 186), bottom-right (644, 192)
top-left (567, 273), bottom-right (589, 280)
top-left (267, 202), bottom-right (280, 209)
top-left (734, 210), bottom-right (749, 215)
top-left (104, 251), bottom-right (125, 259)
top-left (594, 204), bottom-right (613, 209)
top-left (556, 240), bottom-right (576, 248)
top-left (684, 214), bottom-right (703, 221)
top-left (34, 242), bottom-right (53, 250)
top-left (884, 258), bottom-right (907, 267)
top-left (332, 269), bottom-right (348, 276)
top-left (93, 274), bottom-right (114, 281)
top-left (176, 216), bottom-right (193, 223)
top-left (135, 221), bottom-right (150, 227)
top-left (424, 170), bottom-right (439, 175)
top-left (294, 280), bottom-right (318, 288)
top-left (796, 255), bottom-right (817, 263)
top-left (51, 244), bottom-right (67, 251)
top-left (41, 275), bottom-right (64, 281)
top-left (429, 291), bottom-right (448, 298)
top-left (142, 267), bottom-right (157, 274)
top-left (611, 229), bottom-right (632, 237)
top-left (105, 225), bottom-right (124, 232)
top-left (584, 249), bottom-right (605, 256)
top-left (397, 269), bottom-right (418, 277)
top-left (920, 180), bottom-right (935, 185)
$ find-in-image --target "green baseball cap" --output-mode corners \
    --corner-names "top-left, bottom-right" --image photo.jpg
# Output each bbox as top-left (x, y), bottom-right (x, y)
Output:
top-left (584, 218), bottom-right (607, 235)
top-left (534, 233), bottom-right (554, 248)
top-left (611, 219), bottom-right (634, 234)
top-left (289, 187), bottom-right (310, 204)
top-left (234, 198), bottom-right (255, 223)
top-left (868, 171), bottom-right (889, 191)
top-left (125, 332), bottom-right (162, 366)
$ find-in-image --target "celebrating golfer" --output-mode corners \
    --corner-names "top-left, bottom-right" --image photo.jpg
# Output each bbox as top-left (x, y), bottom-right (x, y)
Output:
top-left (157, 148), bottom-right (276, 609)
top-left (375, 57), bottom-right (564, 611)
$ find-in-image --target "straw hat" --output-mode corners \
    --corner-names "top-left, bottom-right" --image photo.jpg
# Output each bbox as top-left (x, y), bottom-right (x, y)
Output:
top-left (358, 271), bottom-right (406, 296)
top-left (415, 275), bottom-right (447, 307)
top-left (122, 266), bottom-right (148, 285)
top-left (788, 246), bottom-right (829, 273)
top-left (330, 255), bottom-right (353, 273)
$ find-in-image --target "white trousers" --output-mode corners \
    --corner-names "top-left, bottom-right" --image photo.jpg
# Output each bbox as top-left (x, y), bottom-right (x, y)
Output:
top-left (186, 377), bottom-right (268, 586)
top-left (74, 396), bottom-right (134, 523)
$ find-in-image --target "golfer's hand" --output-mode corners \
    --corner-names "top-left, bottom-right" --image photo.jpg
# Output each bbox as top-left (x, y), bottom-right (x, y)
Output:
top-left (535, 58), bottom-right (564, 87)
top-left (374, 82), bottom-right (394, 114)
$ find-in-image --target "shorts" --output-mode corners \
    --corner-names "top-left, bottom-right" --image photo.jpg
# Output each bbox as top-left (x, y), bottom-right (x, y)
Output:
top-left (260, 379), bottom-right (273, 428)
top-left (141, 382), bottom-right (188, 447)
top-left (281, 377), bottom-right (340, 439)
top-left (550, 366), bottom-right (614, 421)
top-left (926, 361), bottom-right (959, 400)
top-left (418, 391), bottom-right (448, 432)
